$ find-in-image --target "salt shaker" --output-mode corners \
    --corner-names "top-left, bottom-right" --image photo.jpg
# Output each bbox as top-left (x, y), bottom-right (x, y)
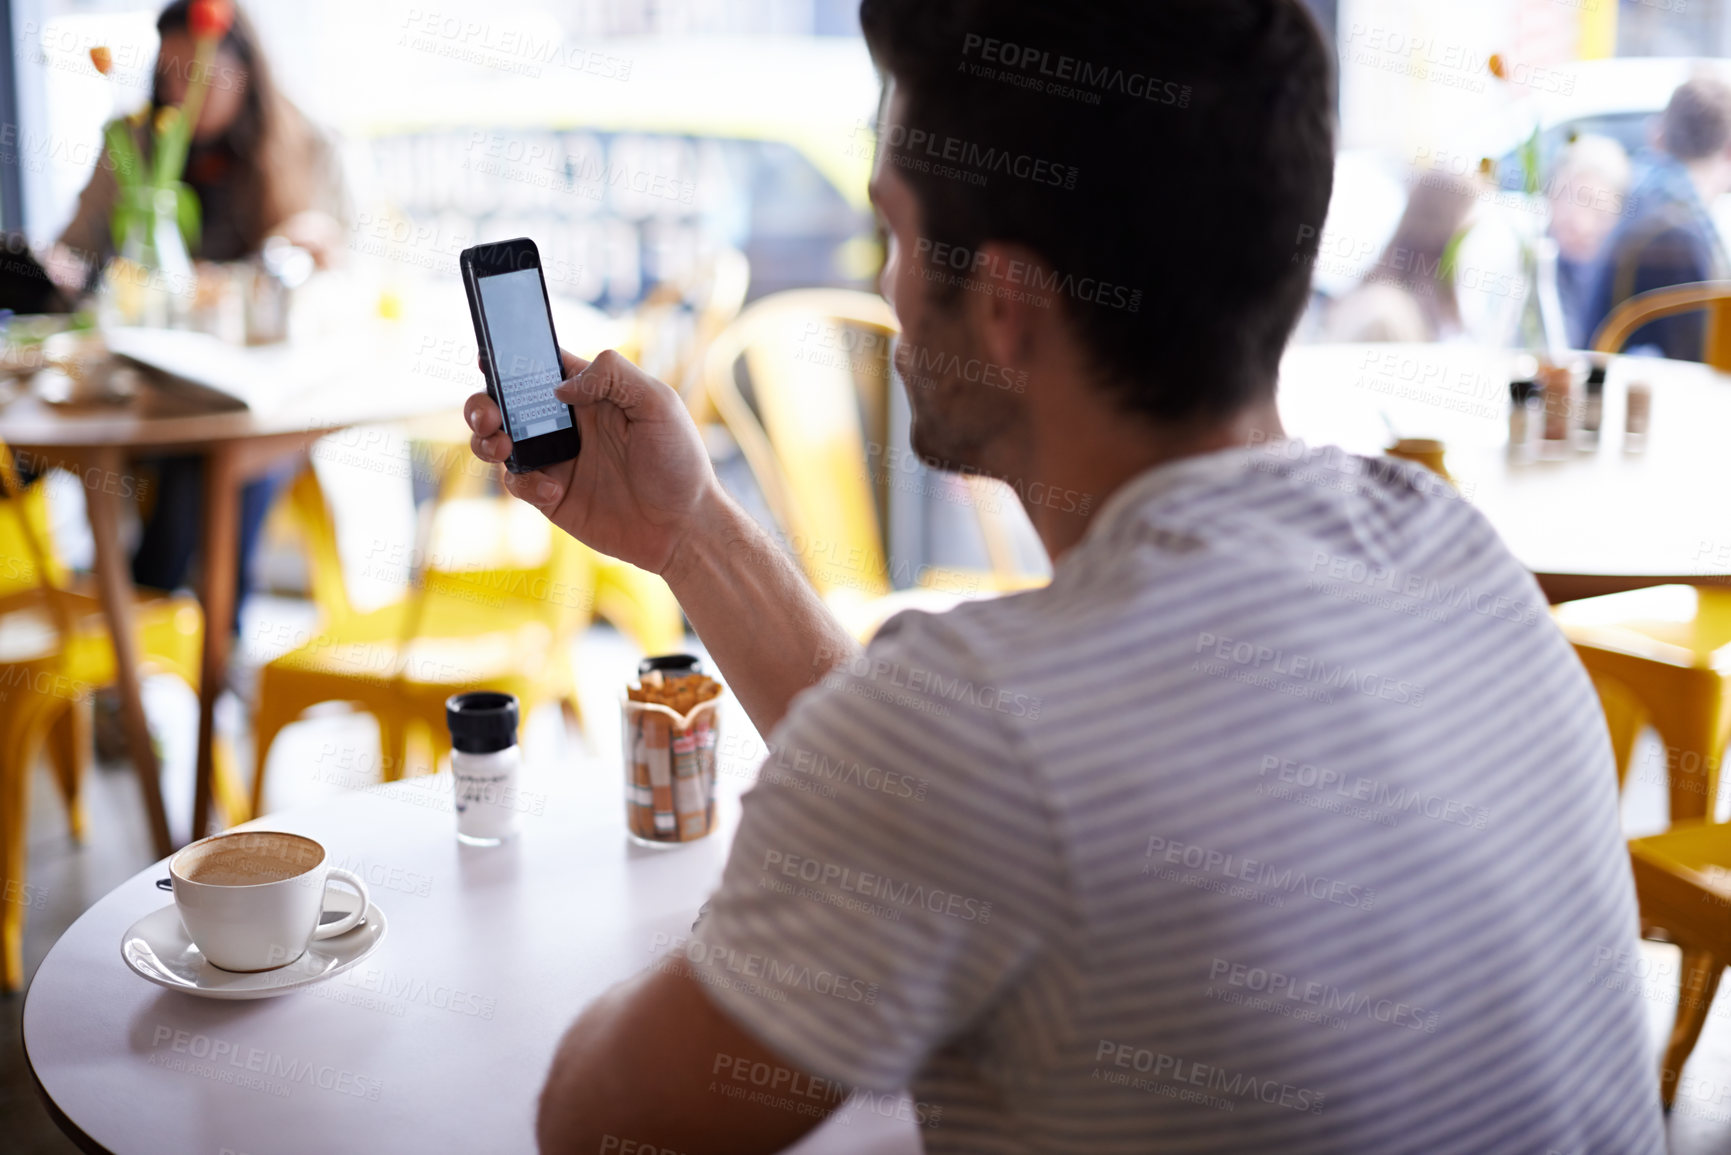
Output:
top-left (1507, 378), bottom-right (1535, 449)
top-left (1625, 380), bottom-right (1653, 443)
top-left (1580, 358), bottom-right (1607, 441)
top-left (445, 692), bottom-right (523, 845)
top-left (1538, 363), bottom-right (1575, 446)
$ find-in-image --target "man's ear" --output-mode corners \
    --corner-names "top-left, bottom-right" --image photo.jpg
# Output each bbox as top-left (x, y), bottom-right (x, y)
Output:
top-left (966, 241), bottom-right (1055, 374)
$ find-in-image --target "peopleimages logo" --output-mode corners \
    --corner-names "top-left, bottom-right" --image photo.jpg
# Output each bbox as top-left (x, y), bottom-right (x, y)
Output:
top-left (761, 850), bottom-right (993, 923)
top-left (916, 238), bottom-right (1142, 313)
top-left (875, 120), bottom-right (1079, 190)
top-left (1194, 632), bottom-right (1427, 709)
top-left (961, 35), bottom-right (1193, 107)
top-left (1094, 1041), bottom-right (1325, 1114)
top-left (822, 652), bottom-right (1043, 719)
top-left (1207, 957), bottom-right (1440, 1035)
top-left (149, 1027), bottom-right (383, 1100)
top-left (1144, 836), bottom-right (1377, 911)
top-left (649, 931), bottom-right (881, 1007)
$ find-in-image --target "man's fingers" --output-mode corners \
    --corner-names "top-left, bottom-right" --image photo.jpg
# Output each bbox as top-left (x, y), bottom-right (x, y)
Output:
top-left (472, 430), bottom-right (512, 463)
top-left (554, 348), bottom-right (657, 413)
top-left (466, 391), bottom-right (512, 462)
top-left (465, 392), bottom-right (502, 437)
top-left (500, 467), bottom-right (565, 510)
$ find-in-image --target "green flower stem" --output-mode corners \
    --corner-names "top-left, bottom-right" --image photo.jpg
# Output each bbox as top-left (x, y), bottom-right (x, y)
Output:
top-left (152, 36), bottom-right (218, 190)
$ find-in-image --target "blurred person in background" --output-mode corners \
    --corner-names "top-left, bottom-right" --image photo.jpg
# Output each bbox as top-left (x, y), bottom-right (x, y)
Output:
top-left (55, 1), bottom-right (343, 605)
top-left (1322, 170), bottom-right (1480, 343)
top-left (54, 1), bottom-right (344, 276)
top-left (1548, 135), bottom-right (1632, 350)
top-left (54, 0), bottom-right (347, 748)
top-left (1585, 75), bottom-right (1731, 361)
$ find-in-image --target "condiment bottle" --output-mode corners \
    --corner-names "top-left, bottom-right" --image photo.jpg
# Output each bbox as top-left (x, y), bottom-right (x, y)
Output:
top-left (1508, 378), bottom-right (1536, 449)
top-left (1581, 358), bottom-right (1607, 439)
top-left (446, 692), bottom-right (523, 845)
top-left (1625, 380), bottom-right (1653, 445)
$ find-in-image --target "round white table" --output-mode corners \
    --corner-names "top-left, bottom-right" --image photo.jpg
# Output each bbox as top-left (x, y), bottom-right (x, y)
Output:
top-left (22, 757), bottom-right (921, 1154)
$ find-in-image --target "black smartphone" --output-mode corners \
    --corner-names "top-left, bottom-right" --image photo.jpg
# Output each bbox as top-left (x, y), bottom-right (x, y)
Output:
top-left (459, 237), bottom-right (580, 474)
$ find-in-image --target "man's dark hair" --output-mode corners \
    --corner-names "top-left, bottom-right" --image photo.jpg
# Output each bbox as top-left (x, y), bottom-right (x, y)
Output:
top-left (860, 0), bottom-right (1335, 422)
top-left (1661, 75), bottom-right (1731, 163)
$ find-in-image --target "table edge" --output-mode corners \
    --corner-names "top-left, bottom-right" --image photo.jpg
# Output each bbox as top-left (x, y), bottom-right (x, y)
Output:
top-left (21, 985), bottom-right (116, 1155)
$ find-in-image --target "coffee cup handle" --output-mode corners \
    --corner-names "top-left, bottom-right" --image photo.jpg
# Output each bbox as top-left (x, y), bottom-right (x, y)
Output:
top-left (312, 867), bottom-right (370, 939)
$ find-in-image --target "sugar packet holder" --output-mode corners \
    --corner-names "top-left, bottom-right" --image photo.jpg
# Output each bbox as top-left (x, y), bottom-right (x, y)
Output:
top-left (620, 694), bottom-right (723, 845)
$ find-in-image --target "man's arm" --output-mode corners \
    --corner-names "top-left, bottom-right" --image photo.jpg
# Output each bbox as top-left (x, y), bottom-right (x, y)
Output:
top-left (537, 960), bottom-right (839, 1154)
top-left (466, 348), bottom-right (858, 733)
top-left (660, 485), bottom-right (861, 734)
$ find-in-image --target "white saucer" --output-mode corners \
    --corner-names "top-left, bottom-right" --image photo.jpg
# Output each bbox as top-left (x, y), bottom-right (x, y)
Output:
top-left (121, 896), bottom-right (388, 1000)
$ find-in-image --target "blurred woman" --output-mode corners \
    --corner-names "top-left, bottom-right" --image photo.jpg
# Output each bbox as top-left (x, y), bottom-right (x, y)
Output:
top-left (54, 1), bottom-right (345, 639)
top-left (1323, 170), bottom-right (1482, 344)
top-left (57, 1), bottom-right (344, 274)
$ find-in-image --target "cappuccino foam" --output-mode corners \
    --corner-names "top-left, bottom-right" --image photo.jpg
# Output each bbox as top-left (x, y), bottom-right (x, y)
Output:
top-left (176, 833), bottom-right (321, 887)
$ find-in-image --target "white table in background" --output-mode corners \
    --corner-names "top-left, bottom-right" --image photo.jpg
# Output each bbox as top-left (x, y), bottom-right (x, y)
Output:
top-left (1279, 343), bottom-right (1731, 602)
top-left (22, 757), bottom-right (921, 1154)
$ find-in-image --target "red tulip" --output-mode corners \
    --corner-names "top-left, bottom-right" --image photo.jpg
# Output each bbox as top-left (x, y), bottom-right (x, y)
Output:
top-left (188, 0), bottom-right (234, 41)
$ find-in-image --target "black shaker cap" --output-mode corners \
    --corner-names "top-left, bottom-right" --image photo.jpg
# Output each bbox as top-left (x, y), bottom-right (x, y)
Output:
top-left (445, 691), bottom-right (519, 754)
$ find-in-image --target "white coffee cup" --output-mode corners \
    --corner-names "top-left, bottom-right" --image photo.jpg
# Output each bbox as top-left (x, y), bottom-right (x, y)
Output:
top-left (169, 830), bottom-right (369, 972)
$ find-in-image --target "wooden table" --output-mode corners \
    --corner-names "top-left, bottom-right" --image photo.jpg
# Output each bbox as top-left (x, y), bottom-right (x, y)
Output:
top-left (1278, 343), bottom-right (1731, 603)
top-left (22, 755), bottom-right (920, 1154)
top-left (0, 325), bottom-right (471, 854)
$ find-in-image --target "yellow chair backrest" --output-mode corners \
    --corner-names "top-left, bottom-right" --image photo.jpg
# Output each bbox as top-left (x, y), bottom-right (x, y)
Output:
top-left (702, 290), bottom-right (897, 600)
top-left (1591, 280), bottom-right (1731, 372)
top-left (282, 465), bottom-right (353, 624)
top-left (422, 509), bottom-right (599, 638)
top-left (630, 246), bottom-right (752, 415)
top-left (0, 474), bottom-right (66, 596)
top-left (0, 437), bottom-right (76, 646)
top-left (410, 437), bottom-right (600, 639)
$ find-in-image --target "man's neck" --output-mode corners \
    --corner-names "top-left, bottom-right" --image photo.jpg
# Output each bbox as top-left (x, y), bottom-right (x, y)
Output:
top-left (1014, 395), bottom-right (1286, 561)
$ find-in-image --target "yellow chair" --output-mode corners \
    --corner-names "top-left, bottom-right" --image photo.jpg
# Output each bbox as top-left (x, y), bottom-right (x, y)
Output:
top-left (250, 456), bottom-right (683, 815)
top-left (0, 445), bottom-right (208, 991)
top-left (1556, 585), bottom-right (1731, 1105)
top-left (1578, 275), bottom-right (1731, 1087)
top-left (1591, 279), bottom-right (1731, 372)
top-left (1558, 586), bottom-right (1731, 824)
top-left (1624, 823), bottom-right (1731, 1109)
top-left (627, 246), bottom-right (752, 420)
top-left (698, 289), bottom-right (1045, 638)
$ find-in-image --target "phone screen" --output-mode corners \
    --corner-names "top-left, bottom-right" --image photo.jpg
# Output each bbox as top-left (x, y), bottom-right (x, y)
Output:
top-left (476, 267), bottom-right (569, 444)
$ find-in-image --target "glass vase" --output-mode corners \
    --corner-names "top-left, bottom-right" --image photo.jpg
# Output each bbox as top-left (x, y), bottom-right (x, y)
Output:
top-left (99, 187), bottom-right (194, 329)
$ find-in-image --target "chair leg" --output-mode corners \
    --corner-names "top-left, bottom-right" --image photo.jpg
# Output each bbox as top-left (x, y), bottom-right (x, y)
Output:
top-left (1661, 947), bottom-right (1724, 1108)
top-left (377, 715), bottom-right (408, 783)
top-left (45, 699), bottom-right (91, 842)
top-left (250, 679), bottom-right (305, 819)
top-left (1584, 672), bottom-right (1647, 793)
top-left (429, 724), bottom-right (452, 778)
top-left (212, 736), bottom-right (249, 828)
top-left (1, 748), bottom-right (27, 993)
top-left (1646, 674), bottom-right (1727, 824)
top-left (1, 701), bottom-right (53, 993)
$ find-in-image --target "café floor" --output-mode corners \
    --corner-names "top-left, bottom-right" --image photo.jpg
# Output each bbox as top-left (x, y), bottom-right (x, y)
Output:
top-left (2, 600), bottom-right (1728, 1152)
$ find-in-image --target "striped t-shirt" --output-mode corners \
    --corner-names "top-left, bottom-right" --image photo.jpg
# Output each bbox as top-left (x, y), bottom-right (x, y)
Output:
top-left (691, 442), bottom-right (1663, 1153)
